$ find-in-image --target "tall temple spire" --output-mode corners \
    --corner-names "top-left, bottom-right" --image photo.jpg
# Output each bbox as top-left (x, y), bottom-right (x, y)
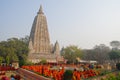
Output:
top-left (38, 5), bottom-right (44, 14)
top-left (28, 5), bottom-right (63, 63)
top-left (29, 4), bottom-right (50, 54)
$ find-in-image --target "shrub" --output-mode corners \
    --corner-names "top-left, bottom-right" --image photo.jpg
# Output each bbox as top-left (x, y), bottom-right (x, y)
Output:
top-left (100, 70), bottom-right (110, 76)
top-left (40, 59), bottom-right (47, 65)
top-left (63, 70), bottom-right (73, 80)
top-left (107, 73), bottom-right (116, 80)
top-left (116, 72), bottom-right (120, 80)
top-left (116, 63), bottom-right (120, 70)
top-left (25, 61), bottom-right (33, 65)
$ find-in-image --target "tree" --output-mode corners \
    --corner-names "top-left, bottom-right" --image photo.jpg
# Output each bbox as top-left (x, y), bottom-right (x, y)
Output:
top-left (92, 44), bottom-right (110, 64)
top-left (82, 49), bottom-right (95, 60)
top-left (110, 41), bottom-right (120, 50)
top-left (109, 50), bottom-right (120, 63)
top-left (7, 47), bottom-right (18, 62)
top-left (0, 36), bottom-right (29, 66)
top-left (0, 41), bottom-right (18, 63)
top-left (20, 36), bottom-right (29, 45)
top-left (6, 56), bottom-right (10, 65)
top-left (0, 56), bottom-right (3, 65)
top-left (40, 59), bottom-right (47, 65)
top-left (61, 45), bottom-right (83, 64)
top-left (83, 44), bottom-right (110, 64)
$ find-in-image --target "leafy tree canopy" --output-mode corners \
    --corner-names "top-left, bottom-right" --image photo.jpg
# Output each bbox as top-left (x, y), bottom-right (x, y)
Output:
top-left (61, 45), bottom-right (83, 64)
top-left (0, 36), bottom-right (29, 66)
top-left (109, 50), bottom-right (120, 62)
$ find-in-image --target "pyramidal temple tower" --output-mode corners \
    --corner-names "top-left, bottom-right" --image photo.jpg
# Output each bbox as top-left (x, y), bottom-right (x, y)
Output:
top-left (28, 5), bottom-right (63, 63)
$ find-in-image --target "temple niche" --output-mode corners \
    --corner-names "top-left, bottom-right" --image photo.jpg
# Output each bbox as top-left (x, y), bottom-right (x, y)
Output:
top-left (27, 5), bottom-right (63, 63)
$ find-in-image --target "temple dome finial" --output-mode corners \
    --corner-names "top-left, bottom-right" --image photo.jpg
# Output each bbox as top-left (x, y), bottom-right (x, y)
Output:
top-left (38, 5), bottom-right (44, 14)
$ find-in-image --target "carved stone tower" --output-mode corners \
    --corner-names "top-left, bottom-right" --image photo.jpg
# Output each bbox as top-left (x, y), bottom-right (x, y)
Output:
top-left (29, 5), bottom-right (50, 54)
top-left (28, 5), bottom-right (63, 63)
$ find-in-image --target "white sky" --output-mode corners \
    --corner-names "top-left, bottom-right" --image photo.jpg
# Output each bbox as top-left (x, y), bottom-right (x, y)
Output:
top-left (0, 0), bottom-right (120, 49)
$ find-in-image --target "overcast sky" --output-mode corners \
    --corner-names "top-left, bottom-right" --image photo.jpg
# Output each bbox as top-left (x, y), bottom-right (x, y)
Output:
top-left (1, 0), bottom-right (120, 49)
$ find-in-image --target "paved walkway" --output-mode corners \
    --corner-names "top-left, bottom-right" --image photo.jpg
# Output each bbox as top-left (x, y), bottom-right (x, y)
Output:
top-left (17, 68), bottom-right (51, 80)
top-left (0, 68), bottom-right (51, 80)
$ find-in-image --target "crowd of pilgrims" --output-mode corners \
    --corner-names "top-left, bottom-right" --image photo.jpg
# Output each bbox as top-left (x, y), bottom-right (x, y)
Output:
top-left (22, 63), bottom-right (101, 80)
